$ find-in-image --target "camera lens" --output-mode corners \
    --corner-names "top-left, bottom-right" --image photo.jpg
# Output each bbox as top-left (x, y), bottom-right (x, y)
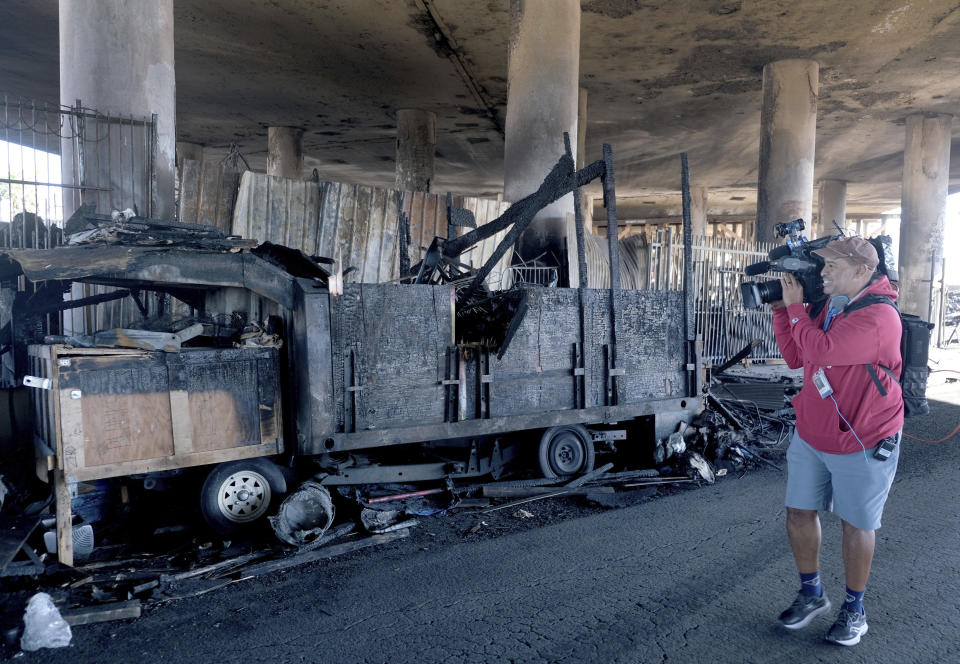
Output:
top-left (740, 279), bottom-right (782, 309)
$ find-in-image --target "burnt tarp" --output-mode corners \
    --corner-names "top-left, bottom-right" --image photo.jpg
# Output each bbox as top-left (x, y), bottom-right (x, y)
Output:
top-left (0, 245), bottom-right (298, 309)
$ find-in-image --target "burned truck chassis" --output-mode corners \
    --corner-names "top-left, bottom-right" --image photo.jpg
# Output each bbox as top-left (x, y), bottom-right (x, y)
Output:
top-left (1, 140), bottom-right (704, 555)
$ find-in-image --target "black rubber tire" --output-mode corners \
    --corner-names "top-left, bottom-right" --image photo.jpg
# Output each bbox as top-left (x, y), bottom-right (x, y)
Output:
top-left (200, 458), bottom-right (289, 536)
top-left (537, 425), bottom-right (595, 479)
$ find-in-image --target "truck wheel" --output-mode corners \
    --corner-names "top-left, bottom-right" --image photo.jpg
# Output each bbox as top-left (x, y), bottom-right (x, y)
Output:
top-left (538, 425), bottom-right (595, 479)
top-left (201, 458), bottom-right (288, 535)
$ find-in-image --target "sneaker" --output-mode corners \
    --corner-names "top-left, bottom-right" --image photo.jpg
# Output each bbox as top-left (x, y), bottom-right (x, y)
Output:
top-left (778, 591), bottom-right (831, 630)
top-left (825, 608), bottom-right (869, 646)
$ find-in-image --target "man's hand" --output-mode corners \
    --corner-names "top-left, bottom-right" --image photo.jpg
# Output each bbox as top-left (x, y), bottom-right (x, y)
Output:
top-left (780, 273), bottom-right (804, 306)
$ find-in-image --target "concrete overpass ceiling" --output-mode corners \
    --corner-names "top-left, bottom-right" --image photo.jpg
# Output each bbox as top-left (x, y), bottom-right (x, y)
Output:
top-left (2, 0), bottom-right (960, 212)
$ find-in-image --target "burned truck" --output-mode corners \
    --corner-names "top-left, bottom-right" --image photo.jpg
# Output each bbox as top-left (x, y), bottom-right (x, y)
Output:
top-left (0, 145), bottom-right (703, 563)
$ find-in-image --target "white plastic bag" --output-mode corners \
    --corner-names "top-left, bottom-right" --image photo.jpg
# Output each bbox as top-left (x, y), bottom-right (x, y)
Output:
top-left (20, 592), bottom-right (72, 651)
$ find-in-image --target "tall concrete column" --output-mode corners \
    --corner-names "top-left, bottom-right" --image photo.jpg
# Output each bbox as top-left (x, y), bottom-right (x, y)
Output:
top-left (899, 112), bottom-right (952, 321)
top-left (690, 186), bottom-right (708, 239)
top-left (267, 127), bottom-right (304, 179)
top-left (395, 109), bottom-right (436, 192)
top-left (503, 0), bottom-right (580, 264)
top-left (755, 59), bottom-right (819, 246)
top-left (576, 88), bottom-right (588, 170)
top-left (576, 88), bottom-right (592, 234)
top-left (816, 179), bottom-right (846, 238)
top-left (60, 0), bottom-right (176, 219)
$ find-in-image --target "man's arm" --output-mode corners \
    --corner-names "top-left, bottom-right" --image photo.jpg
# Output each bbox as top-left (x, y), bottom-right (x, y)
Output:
top-left (772, 304), bottom-right (804, 369)
top-left (785, 302), bottom-right (898, 367)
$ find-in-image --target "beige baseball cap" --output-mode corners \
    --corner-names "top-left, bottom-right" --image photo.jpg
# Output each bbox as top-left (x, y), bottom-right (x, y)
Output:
top-left (813, 236), bottom-right (879, 270)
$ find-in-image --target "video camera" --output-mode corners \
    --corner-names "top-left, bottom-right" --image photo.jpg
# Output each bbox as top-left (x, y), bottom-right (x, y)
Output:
top-left (740, 219), bottom-right (839, 310)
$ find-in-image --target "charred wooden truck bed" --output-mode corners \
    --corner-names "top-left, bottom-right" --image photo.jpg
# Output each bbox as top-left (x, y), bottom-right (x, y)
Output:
top-left (293, 281), bottom-right (696, 458)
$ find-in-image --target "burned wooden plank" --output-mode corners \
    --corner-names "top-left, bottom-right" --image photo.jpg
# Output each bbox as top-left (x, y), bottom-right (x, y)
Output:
top-left (0, 515), bottom-right (43, 577)
top-left (61, 599), bottom-right (142, 626)
top-left (481, 486), bottom-right (615, 498)
top-left (231, 529), bottom-right (411, 579)
top-left (563, 461), bottom-right (615, 488)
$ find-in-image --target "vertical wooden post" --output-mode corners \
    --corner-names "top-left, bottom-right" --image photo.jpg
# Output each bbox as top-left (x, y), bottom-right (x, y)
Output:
top-left (54, 469), bottom-right (73, 567)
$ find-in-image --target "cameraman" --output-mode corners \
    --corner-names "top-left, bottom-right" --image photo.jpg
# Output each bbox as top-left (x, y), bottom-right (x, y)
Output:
top-left (770, 236), bottom-right (903, 646)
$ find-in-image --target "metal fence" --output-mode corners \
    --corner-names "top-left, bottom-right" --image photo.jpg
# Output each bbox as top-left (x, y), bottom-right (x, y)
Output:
top-left (1, 94), bottom-right (157, 246)
top-left (1, 96), bottom-right (160, 386)
top-left (644, 229), bottom-right (781, 366)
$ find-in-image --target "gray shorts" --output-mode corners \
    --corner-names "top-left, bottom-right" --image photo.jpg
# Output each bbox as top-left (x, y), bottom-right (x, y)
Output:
top-left (785, 428), bottom-right (900, 531)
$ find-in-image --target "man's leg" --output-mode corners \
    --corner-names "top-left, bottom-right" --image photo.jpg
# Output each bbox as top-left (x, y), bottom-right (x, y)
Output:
top-left (786, 507), bottom-right (821, 574)
top-left (779, 506), bottom-right (831, 629)
top-left (841, 520), bottom-right (875, 593)
top-left (822, 437), bottom-right (899, 647)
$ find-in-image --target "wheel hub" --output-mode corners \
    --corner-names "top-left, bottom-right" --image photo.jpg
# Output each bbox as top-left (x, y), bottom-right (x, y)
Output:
top-left (551, 433), bottom-right (585, 473)
top-left (217, 470), bottom-right (272, 523)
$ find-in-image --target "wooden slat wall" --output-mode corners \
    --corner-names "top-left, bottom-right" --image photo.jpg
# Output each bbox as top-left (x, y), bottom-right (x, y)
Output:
top-left (177, 159), bottom-right (242, 233)
top-left (232, 173), bottom-right (513, 287)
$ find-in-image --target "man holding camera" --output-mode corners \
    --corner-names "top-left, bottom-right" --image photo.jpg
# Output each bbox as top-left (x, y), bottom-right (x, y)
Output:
top-left (770, 236), bottom-right (903, 646)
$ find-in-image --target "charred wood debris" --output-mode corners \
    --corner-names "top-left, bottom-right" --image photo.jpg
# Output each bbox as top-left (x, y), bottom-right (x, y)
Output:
top-left (0, 144), bottom-right (797, 644)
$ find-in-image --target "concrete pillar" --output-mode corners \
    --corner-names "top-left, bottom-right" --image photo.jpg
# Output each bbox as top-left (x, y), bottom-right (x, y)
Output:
top-left (395, 109), bottom-right (436, 192)
top-left (899, 112), bottom-right (952, 320)
top-left (576, 88), bottom-right (588, 170)
top-left (503, 0), bottom-right (580, 264)
top-left (267, 127), bottom-right (304, 179)
top-left (755, 59), bottom-right (819, 246)
top-left (690, 186), bottom-right (708, 239)
top-left (816, 180), bottom-right (846, 238)
top-left (576, 88), bottom-right (593, 234)
top-left (59, 0), bottom-right (176, 219)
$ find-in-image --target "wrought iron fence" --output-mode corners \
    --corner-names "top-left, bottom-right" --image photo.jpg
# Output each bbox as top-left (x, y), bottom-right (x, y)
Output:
top-left (1, 95), bottom-right (160, 386)
top-left (0, 94), bottom-right (157, 247)
top-left (645, 229), bottom-right (782, 366)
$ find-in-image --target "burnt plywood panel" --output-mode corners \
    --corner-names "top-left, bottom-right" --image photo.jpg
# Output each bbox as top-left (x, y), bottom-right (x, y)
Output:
top-left (585, 289), bottom-right (688, 403)
top-left (178, 159), bottom-right (241, 232)
top-left (233, 173), bottom-right (510, 287)
top-left (56, 347), bottom-right (280, 466)
top-left (181, 360), bottom-right (261, 451)
top-left (80, 392), bottom-right (175, 466)
top-left (489, 288), bottom-right (582, 417)
top-left (330, 284), bottom-right (451, 431)
top-left (487, 288), bottom-right (688, 418)
top-left (58, 353), bottom-right (174, 466)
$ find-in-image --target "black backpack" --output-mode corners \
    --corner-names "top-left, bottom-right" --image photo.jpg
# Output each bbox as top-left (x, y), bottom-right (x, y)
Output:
top-left (843, 294), bottom-right (935, 417)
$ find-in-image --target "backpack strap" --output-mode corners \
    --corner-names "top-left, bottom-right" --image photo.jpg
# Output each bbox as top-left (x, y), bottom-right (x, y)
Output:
top-left (865, 364), bottom-right (899, 395)
top-left (841, 294), bottom-right (901, 394)
top-left (843, 293), bottom-right (898, 316)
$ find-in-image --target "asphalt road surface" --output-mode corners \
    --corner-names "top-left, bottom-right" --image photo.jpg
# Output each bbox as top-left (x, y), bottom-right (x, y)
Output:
top-left (11, 381), bottom-right (960, 664)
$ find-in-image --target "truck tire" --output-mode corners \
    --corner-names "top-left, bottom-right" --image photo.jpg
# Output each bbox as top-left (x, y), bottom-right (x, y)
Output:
top-left (538, 425), bottom-right (595, 479)
top-left (201, 458), bottom-right (289, 535)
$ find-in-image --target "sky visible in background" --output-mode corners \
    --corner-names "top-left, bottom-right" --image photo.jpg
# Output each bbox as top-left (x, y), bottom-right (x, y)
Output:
top-left (0, 138), bottom-right (63, 223)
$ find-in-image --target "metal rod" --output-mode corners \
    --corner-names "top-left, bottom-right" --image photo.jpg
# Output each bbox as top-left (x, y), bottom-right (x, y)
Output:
top-left (680, 153), bottom-right (697, 397)
top-left (600, 144), bottom-right (621, 405)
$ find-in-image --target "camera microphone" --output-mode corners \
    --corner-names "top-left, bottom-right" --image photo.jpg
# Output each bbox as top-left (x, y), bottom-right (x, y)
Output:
top-left (768, 245), bottom-right (792, 260)
top-left (744, 261), bottom-right (771, 276)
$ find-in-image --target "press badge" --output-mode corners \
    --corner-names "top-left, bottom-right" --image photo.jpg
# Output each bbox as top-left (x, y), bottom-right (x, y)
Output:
top-left (812, 367), bottom-right (833, 398)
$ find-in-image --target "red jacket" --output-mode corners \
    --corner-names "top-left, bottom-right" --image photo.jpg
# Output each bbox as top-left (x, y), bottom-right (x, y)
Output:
top-left (772, 275), bottom-right (904, 454)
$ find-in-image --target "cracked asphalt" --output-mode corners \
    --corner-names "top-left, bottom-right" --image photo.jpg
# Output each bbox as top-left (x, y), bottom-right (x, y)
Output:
top-left (13, 380), bottom-right (960, 663)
